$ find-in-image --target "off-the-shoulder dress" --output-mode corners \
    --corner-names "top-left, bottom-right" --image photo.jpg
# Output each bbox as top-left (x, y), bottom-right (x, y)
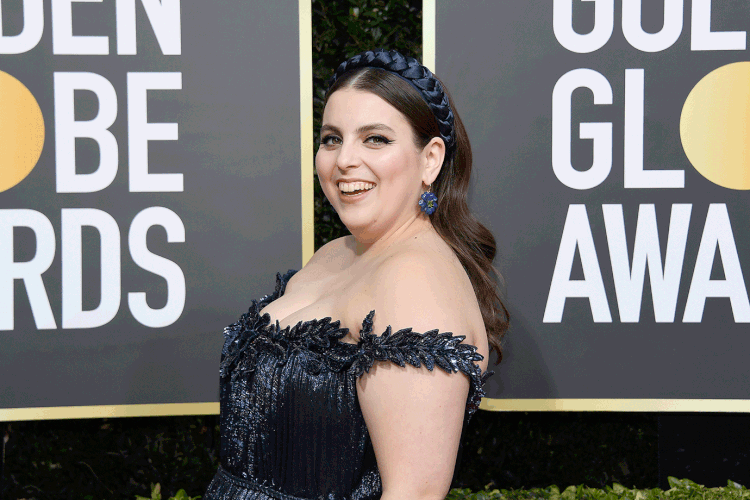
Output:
top-left (204, 270), bottom-right (492, 500)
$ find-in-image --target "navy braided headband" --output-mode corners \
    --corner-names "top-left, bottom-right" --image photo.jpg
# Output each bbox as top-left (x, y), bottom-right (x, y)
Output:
top-left (327, 49), bottom-right (456, 153)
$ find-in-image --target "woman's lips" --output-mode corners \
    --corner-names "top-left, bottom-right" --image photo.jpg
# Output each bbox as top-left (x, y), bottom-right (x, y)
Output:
top-left (338, 181), bottom-right (376, 194)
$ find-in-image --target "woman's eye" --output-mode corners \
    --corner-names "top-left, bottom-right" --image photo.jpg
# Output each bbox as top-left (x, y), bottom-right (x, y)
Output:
top-left (365, 135), bottom-right (390, 145)
top-left (320, 135), bottom-right (342, 145)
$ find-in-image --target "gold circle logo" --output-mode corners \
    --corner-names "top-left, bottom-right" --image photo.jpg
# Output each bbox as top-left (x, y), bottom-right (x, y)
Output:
top-left (680, 62), bottom-right (750, 190)
top-left (0, 70), bottom-right (45, 193)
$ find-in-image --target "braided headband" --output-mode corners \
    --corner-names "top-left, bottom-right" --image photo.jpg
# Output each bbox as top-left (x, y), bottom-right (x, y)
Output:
top-left (327, 49), bottom-right (456, 153)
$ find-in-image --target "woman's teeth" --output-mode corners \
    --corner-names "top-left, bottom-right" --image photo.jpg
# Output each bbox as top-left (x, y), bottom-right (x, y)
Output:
top-left (339, 181), bottom-right (375, 194)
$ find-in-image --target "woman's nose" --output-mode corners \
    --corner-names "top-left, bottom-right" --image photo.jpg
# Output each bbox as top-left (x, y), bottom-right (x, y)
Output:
top-left (335, 140), bottom-right (359, 170)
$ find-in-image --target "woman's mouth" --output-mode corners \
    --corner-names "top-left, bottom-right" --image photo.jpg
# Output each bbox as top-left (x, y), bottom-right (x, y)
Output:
top-left (338, 181), bottom-right (376, 196)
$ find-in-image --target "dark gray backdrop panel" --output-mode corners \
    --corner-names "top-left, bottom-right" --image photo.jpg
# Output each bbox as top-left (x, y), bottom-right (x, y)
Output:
top-left (0, 1), bottom-right (301, 409)
top-left (437, 0), bottom-right (750, 399)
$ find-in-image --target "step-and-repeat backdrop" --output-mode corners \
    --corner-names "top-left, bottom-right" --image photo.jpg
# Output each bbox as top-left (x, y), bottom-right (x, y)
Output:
top-left (5, 0), bottom-right (748, 416)
top-left (438, 0), bottom-right (750, 403)
top-left (1, 0), bottom-right (302, 415)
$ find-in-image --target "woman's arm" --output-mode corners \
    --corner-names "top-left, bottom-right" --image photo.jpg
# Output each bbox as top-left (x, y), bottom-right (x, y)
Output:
top-left (358, 359), bottom-right (469, 499)
top-left (356, 252), bottom-right (473, 500)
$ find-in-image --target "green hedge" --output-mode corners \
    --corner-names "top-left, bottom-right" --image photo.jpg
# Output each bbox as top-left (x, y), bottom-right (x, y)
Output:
top-left (455, 411), bottom-right (657, 490)
top-left (447, 478), bottom-right (750, 500)
top-left (135, 478), bottom-right (750, 500)
top-left (2, 416), bottom-right (220, 499)
top-left (2, 412), bottom-right (659, 498)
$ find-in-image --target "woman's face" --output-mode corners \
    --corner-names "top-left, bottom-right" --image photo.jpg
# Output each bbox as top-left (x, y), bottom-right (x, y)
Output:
top-left (316, 88), bottom-right (428, 240)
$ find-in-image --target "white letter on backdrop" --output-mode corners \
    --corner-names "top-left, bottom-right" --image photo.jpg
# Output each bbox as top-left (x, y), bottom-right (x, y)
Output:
top-left (0, 210), bottom-right (57, 330)
top-left (127, 72), bottom-right (183, 192)
top-left (622, 0), bottom-right (683, 52)
top-left (552, 69), bottom-right (613, 190)
top-left (61, 209), bottom-right (121, 329)
top-left (603, 204), bottom-right (691, 323)
top-left (54, 72), bottom-right (119, 193)
top-left (624, 69), bottom-right (684, 188)
top-left (544, 205), bottom-right (612, 323)
top-left (684, 204), bottom-right (750, 323)
top-left (52, 0), bottom-right (109, 55)
top-left (553, 0), bottom-right (614, 53)
top-left (128, 207), bottom-right (186, 328)
top-left (116, 0), bottom-right (181, 55)
top-left (0, 0), bottom-right (43, 54)
top-left (691, 0), bottom-right (746, 50)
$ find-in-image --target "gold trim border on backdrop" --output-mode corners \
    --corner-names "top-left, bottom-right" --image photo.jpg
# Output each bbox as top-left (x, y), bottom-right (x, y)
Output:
top-left (6, 398), bottom-right (750, 422)
top-left (481, 400), bottom-right (750, 412)
top-left (0, 0), bottom-right (314, 423)
top-left (422, 0), bottom-right (436, 71)
top-left (423, 0), bottom-right (750, 413)
top-left (300, 0), bottom-right (314, 265)
top-left (0, 403), bottom-right (220, 422)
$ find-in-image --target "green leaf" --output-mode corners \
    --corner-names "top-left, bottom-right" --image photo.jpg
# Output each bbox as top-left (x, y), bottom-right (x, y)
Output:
top-left (562, 485), bottom-right (577, 499)
top-left (170, 490), bottom-right (189, 500)
top-left (151, 483), bottom-right (162, 500)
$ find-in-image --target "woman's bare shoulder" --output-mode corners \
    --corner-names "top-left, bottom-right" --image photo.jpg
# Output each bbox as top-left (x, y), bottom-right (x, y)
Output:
top-left (368, 233), bottom-right (481, 339)
top-left (305, 235), bottom-right (356, 269)
top-left (286, 236), bottom-right (355, 288)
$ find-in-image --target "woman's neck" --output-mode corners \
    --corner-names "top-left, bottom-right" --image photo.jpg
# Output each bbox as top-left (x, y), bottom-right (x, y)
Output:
top-left (350, 212), bottom-right (433, 257)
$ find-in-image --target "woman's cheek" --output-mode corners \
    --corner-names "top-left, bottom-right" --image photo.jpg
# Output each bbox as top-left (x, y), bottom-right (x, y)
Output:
top-left (315, 157), bottom-right (334, 187)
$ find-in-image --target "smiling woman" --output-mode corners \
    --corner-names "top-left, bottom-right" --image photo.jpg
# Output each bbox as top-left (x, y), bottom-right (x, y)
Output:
top-left (316, 89), bottom-right (441, 244)
top-left (204, 49), bottom-right (509, 500)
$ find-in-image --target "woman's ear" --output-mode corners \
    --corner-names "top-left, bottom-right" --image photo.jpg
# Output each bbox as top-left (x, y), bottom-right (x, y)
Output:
top-left (421, 137), bottom-right (446, 186)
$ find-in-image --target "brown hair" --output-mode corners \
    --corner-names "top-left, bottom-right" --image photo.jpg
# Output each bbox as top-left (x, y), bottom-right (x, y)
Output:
top-left (326, 67), bottom-right (509, 364)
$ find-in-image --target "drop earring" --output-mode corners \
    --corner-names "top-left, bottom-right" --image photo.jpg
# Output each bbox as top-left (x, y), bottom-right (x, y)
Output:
top-left (418, 185), bottom-right (438, 215)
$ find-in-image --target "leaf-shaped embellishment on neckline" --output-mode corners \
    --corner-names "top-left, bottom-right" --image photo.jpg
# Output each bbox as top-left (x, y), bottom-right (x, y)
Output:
top-left (352, 310), bottom-right (493, 422)
top-left (220, 270), bottom-right (494, 421)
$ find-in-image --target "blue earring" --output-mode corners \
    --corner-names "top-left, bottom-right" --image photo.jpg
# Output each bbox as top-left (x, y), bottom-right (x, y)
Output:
top-left (418, 186), bottom-right (438, 215)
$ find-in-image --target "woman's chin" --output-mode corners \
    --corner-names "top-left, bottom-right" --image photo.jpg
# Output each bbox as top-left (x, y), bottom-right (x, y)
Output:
top-left (331, 196), bottom-right (374, 227)
top-left (338, 216), bottom-right (372, 236)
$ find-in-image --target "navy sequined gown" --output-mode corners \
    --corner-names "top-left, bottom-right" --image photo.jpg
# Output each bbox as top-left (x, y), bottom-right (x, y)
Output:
top-left (204, 270), bottom-right (493, 500)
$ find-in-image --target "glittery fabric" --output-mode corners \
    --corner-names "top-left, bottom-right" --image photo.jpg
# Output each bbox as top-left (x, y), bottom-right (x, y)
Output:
top-left (204, 270), bottom-right (494, 500)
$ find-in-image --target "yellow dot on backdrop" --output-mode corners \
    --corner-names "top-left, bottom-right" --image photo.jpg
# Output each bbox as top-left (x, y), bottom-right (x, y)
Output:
top-left (680, 61), bottom-right (750, 190)
top-left (0, 70), bottom-right (45, 193)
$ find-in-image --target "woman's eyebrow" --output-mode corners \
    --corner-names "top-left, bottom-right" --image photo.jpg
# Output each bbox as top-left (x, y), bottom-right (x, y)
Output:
top-left (356, 123), bottom-right (395, 134)
top-left (320, 123), bottom-right (395, 135)
top-left (320, 124), bottom-right (341, 135)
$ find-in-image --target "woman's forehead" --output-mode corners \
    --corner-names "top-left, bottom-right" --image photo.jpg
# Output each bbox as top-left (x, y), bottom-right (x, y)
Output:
top-left (322, 89), bottom-right (408, 129)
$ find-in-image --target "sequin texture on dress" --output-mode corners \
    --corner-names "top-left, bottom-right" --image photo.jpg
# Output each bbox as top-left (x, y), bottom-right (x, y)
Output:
top-left (204, 270), bottom-right (493, 500)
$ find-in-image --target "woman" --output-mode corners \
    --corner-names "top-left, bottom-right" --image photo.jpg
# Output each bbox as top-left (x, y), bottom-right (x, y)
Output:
top-left (205, 49), bottom-right (508, 500)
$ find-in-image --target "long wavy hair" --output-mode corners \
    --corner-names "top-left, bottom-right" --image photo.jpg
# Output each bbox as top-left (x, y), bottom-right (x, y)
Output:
top-left (325, 67), bottom-right (509, 364)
